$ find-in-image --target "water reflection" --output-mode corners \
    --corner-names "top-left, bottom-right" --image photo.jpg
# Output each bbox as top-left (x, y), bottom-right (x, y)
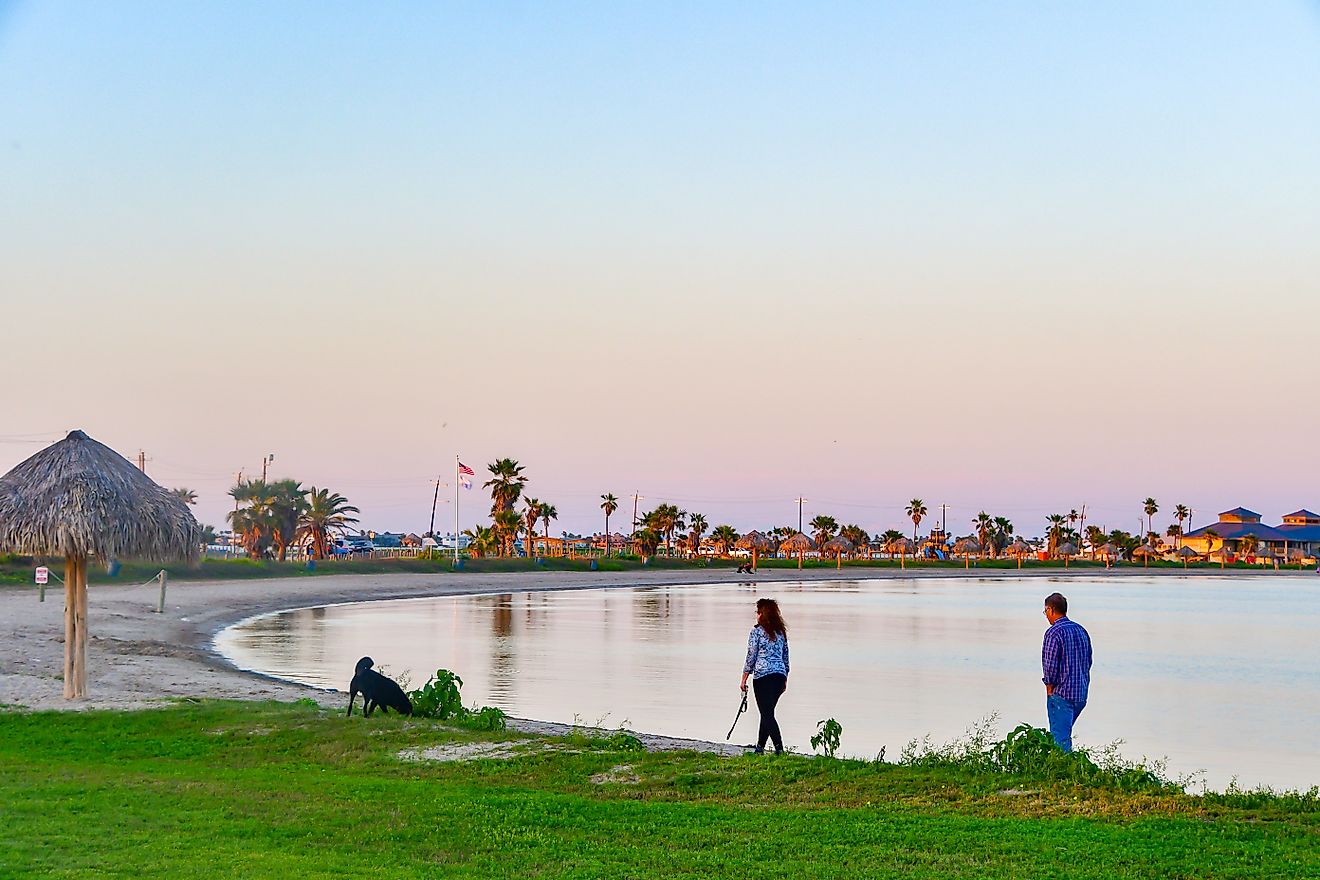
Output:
top-left (214, 576), bottom-right (1320, 792)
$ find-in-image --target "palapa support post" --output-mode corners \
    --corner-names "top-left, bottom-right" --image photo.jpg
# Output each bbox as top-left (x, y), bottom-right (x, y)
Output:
top-left (155, 569), bottom-right (168, 614)
top-left (74, 557), bottom-right (88, 697)
top-left (63, 556), bottom-right (77, 699)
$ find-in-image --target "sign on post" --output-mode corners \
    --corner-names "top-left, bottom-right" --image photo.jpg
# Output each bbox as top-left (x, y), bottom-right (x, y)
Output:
top-left (35, 566), bottom-right (48, 585)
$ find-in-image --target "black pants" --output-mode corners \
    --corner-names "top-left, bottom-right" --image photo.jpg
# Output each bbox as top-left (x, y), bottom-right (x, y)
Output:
top-left (753, 673), bottom-right (787, 753)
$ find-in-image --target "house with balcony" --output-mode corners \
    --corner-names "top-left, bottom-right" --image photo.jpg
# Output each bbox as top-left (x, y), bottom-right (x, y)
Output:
top-left (1180, 507), bottom-right (1289, 559)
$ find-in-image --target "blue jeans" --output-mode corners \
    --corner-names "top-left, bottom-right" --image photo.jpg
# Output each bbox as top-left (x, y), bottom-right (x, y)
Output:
top-left (1046, 694), bottom-right (1085, 752)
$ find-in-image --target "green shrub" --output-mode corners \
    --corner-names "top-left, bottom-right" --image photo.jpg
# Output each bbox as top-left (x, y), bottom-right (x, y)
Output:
top-left (811, 718), bottom-right (843, 758)
top-left (407, 668), bottom-right (506, 730)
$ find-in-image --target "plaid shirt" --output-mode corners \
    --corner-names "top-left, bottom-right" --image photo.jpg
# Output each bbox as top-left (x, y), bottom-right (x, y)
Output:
top-left (1042, 616), bottom-right (1092, 705)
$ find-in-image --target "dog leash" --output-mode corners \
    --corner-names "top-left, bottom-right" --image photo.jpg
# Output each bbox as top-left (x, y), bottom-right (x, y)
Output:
top-left (726, 687), bottom-right (749, 740)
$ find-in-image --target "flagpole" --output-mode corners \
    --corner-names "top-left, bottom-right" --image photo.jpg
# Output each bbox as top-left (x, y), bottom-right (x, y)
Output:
top-left (454, 455), bottom-right (460, 566)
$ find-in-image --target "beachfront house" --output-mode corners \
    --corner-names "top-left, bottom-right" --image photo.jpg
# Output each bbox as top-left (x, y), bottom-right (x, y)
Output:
top-left (1180, 507), bottom-right (1289, 560)
top-left (1275, 509), bottom-right (1320, 559)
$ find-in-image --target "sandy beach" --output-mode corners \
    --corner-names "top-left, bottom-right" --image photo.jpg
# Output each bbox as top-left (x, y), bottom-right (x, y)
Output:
top-left (0, 565), bottom-right (1302, 724)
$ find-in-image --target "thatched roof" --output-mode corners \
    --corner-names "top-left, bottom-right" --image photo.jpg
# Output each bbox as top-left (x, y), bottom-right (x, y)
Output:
top-left (822, 535), bottom-right (853, 553)
top-left (1132, 544), bottom-right (1162, 557)
top-left (952, 538), bottom-right (981, 554)
top-left (1005, 538), bottom-right (1032, 555)
top-left (780, 532), bottom-right (814, 552)
top-left (735, 530), bottom-right (773, 551)
top-left (1098, 541), bottom-right (1121, 556)
top-left (1176, 545), bottom-right (1201, 558)
top-left (0, 430), bottom-right (200, 562)
top-left (1056, 542), bottom-right (1078, 556)
top-left (886, 536), bottom-right (917, 553)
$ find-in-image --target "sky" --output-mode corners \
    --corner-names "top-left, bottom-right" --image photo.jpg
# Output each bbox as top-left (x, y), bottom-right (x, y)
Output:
top-left (1, 2), bottom-right (1318, 539)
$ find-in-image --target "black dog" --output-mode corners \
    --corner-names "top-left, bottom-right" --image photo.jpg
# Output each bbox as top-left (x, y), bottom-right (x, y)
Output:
top-left (346, 656), bottom-right (413, 717)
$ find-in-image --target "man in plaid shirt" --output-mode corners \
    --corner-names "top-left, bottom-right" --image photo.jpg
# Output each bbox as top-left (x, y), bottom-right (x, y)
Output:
top-left (1041, 592), bottom-right (1092, 752)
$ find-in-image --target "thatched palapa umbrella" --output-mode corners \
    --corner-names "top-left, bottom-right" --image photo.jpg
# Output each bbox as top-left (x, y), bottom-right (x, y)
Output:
top-left (0, 430), bottom-right (199, 699)
top-left (780, 532), bottom-right (814, 569)
top-left (1097, 541), bottom-right (1121, 563)
top-left (1132, 544), bottom-right (1161, 567)
top-left (1005, 538), bottom-right (1031, 569)
top-left (951, 537), bottom-right (981, 569)
top-left (822, 535), bottom-right (853, 569)
top-left (1056, 541), bottom-right (1078, 568)
top-left (1176, 544), bottom-right (1200, 569)
top-left (887, 536), bottom-right (917, 569)
top-left (734, 530), bottom-right (773, 570)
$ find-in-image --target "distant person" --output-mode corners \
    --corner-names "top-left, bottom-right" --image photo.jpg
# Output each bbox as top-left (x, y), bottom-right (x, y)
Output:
top-left (1040, 592), bottom-right (1092, 752)
top-left (740, 597), bottom-right (789, 755)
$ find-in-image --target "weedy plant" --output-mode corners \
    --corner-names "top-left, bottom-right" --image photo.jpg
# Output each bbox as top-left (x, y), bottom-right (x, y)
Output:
top-left (408, 668), bottom-right (507, 730)
top-left (811, 718), bottom-right (843, 758)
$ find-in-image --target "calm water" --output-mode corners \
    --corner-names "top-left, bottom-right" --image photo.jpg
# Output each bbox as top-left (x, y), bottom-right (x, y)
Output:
top-left (215, 576), bottom-right (1320, 791)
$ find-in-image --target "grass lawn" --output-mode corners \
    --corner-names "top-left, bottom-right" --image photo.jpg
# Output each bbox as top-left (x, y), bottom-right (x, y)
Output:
top-left (1, 701), bottom-right (1315, 878)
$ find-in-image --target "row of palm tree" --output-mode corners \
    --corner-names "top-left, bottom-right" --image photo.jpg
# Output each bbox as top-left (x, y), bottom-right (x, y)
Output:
top-left (225, 479), bottom-right (360, 560)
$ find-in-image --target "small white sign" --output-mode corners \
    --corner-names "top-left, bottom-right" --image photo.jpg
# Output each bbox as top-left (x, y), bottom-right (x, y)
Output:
top-left (35, 566), bottom-right (49, 585)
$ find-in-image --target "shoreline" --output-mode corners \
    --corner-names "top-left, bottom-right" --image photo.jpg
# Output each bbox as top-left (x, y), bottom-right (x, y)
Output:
top-left (2, 566), bottom-right (1312, 754)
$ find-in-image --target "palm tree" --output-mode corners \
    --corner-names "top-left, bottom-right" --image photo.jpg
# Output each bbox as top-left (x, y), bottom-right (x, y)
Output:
top-left (1240, 533), bottom-right (1259, 560)
top-left (199, 524), bottom-right (217, 549)
top-left (992, 516), bottom-right (1014, 557)
top-left (539, 503), bottom-right (559, 556)
top-left (461, 525), bottom-right (498, 558)
top-left (973, 512), bottom-right (994, 558)
top-left (633, 527), bottom-right (662, 559)
top-left (905, 499), bottom-right (927, 543)
top-left (809, 514), bottom-right (838, 549)
top-left (1166, 524), bottom-right (1182, 548)
top-left (687, 513), bottom-right (708, 557)
top-left (1173, 504), bottom-right (1190, 548)
top-left (297, 487), bottom-right (360, 560)
top-left (483, 458), bottom-right (527, 517)
top-left (523, 498), bottom-right (543, 559)
top-left (1143, 498), bottom-right (1159, 540)
top-left (711, 524), bottom-right (739, 557)
top-left (492, 509), bottom-right (523, 557)
top-left (268, 479), bottom-right (309, 561)
top-left (1046, 514), bottom-right (1067, 556)
top-left (1067, 509), bottom-right (1080, 541)
top-left (1084, 524), bottom-right (1106, 558)
top-left (840, 524), bottom-right (870, 558)
top-left (171, 487), bottom-right (197, 505)
top-left (645, 504), bottom-right (685, 555)
top-left (600, 493), bottom-right (619, 556)
top-left (1203, 527), bottom-right (1221, 568)
top-left (880, 529), bottom-right (905, 557)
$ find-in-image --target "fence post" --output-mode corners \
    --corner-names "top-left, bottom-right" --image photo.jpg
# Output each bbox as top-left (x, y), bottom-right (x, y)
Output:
top-left (155, 570), bottom-right (168, 614)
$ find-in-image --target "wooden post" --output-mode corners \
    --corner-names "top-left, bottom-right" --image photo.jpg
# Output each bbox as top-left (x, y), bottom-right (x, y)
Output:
top-left (74, 557), bottom-right (88, 698)
top-left (155, 570), bottom-right (168, 614)
top-left (797, 550), bottom-right (803, 570)
top-left (63, 556), bottom-right (76, 699)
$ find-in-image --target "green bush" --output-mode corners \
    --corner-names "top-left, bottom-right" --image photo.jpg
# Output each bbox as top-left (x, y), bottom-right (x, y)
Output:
top-left (811, 717), bottom-right (843, 758)
top-left (407, 668), bottom-right (506, 730)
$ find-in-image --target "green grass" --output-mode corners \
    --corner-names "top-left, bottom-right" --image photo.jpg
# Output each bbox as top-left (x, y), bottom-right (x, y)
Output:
top-left (0, 552), bottom-right (1302, 590)
top-left (0, 702), bottom-right (1315, 878)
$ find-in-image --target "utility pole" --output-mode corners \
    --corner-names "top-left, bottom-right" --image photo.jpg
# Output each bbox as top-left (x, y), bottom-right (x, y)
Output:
top-left (261, 453), bottom-right (275, 482)
top-left (940, 503), bottom-right (948, 535)
top-left (631, 492), bottom-right (643, 532)
top-left (231, 469), bottom-right (243, 558)
top-left (429, 476), bottom-right (442, 538)
top-left (136, 450), bottom-right (147, 473)
top-left (795, 497), bottom-right (807, 534)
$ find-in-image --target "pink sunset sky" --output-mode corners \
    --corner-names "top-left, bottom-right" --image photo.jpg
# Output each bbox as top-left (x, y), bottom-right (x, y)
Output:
top-left (2, 3), bottom-right (1318, 538)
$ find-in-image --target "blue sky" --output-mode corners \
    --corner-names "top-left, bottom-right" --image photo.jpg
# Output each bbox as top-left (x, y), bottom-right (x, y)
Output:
top-left (2, 2), bottom-right (1318, 536)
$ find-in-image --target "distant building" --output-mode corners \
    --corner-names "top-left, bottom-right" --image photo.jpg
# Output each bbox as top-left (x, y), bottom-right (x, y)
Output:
top-left (1275, 510), bottom-right (1320, 559)
top-left (1181, 507), bottom-right (1289, 559)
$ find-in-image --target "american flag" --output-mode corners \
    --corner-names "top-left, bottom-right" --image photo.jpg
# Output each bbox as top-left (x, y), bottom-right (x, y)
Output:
top-left (457, 461), bottom-right (475, 476)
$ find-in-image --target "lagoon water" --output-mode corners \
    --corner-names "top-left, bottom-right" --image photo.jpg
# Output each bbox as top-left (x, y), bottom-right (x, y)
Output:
top-left (215, 576), bottom-right (1320, 792)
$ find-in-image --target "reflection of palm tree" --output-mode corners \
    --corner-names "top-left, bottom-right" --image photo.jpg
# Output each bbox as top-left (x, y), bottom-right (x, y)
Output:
top-left (906, 499), bottom-right (927, 543)
top-left (600, 493), bottom-right (619, 556)
top-left (483, 459), bottom-right (527, 517)
top-left (297, 487), bottom-right (360, 560)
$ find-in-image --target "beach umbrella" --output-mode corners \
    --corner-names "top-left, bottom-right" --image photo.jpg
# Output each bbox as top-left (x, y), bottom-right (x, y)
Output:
top-left (1097, 541), bottom-right (1121, 563)
top-left (735, 530), bottom-right (773, 570)
top-left (886, 536), bottom-right (917, 570)
top-left (1005, 538), bottom-right (1031, 569)
top-left (0, 430), bottom-right (199, 699)
top-left (951, 537), bottom-right (981, 569)
top-left (1132, 544), bottom-right (1161, 567)
top-left (1056, 541), bottom-right (1078, 568)
top-left (780, 532), bottom-right (814, 569)
top-left (822, 535), bottom-right (854, 569)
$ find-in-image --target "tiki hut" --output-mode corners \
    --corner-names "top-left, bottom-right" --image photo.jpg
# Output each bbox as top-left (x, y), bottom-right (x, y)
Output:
top-left (1097, 541), bottom-right (1121, 563)
top-left (780, 532), bottom-right (814, 569)
top-left (951, 537), bottom-right (981, 569)
top-left (0, 430), bottom-right (199, 699)
top-left (1177, 545), bottom-right (1200, 569)
top-left (822, 535), bottom-right (854, 569)
top-left (886, 536), bottom-right (917, 569)
top-left (1132, 544), bottom-right (1162, 567)
top-left (1005, 538), bottom-right (1032, 569)
top-left (735, 530), bottom-right (773, 570)
top-left (1056, 541), bottom-right (1078, 568)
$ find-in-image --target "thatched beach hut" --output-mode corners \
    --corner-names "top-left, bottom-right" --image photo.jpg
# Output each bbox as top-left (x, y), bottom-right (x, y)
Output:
top-left (735, 530), bottom-right (773, 570)
top-left (951, 537), bottom-right (981, 569)
top-left (1005, 538), bottom-right (1031, 569)
top-left (1056, 541), bottom-right (1078, 568)
top-left (0, 430), bottom-right (199, 699)
top-left (1132, 544), bottom-right (1162, 567)
top-left (822, 535), bottom-right (853, 569)
top-left (1177, 545), bottom-right (1200, 569)
top-left (886, 536), bottom-right (917, 569)
top-left (780, 532), bottom-right (813, 569)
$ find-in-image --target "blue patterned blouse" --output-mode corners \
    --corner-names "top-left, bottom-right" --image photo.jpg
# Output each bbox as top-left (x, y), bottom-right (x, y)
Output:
top-left (743, 626), bottom-right (790, 678)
